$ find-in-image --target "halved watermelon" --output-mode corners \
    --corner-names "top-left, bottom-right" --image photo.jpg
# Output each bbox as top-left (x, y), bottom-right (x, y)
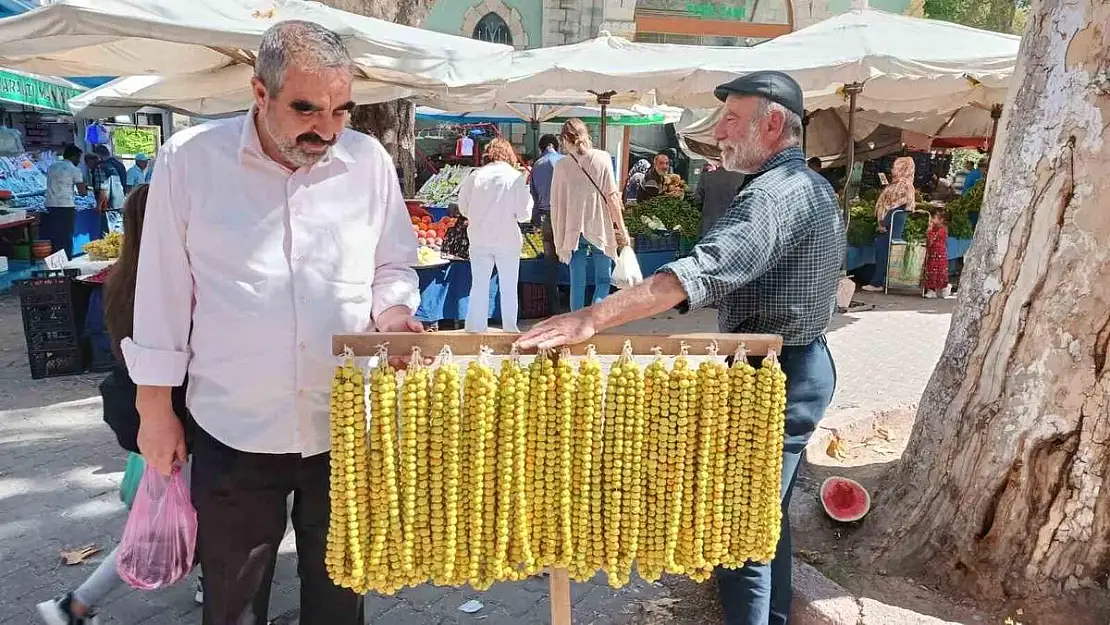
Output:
top-left (820, 476), bottom-right (871, 522)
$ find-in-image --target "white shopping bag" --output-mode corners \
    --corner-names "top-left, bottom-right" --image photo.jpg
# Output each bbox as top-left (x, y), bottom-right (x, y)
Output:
top-left (611, 247), bottom-right (643, 290)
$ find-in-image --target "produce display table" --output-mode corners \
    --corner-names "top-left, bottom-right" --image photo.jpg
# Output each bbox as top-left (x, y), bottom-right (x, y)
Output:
top-left (415, 260), bottom-right (501, 324)
top-left (846, 236), bottom-right (972, 271)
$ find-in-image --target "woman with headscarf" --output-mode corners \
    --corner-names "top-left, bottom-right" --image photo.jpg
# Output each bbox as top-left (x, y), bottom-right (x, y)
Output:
top-left (624, 159), bottom-right (651, 203)
top-left (863, 156), bottom-right (917, 292)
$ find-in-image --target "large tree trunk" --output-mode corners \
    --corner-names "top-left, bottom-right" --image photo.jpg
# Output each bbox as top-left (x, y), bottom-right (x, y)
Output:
top-left (320, 0), bottom-right (433, 196)
top-left (870, 0), bottom-right (1110, 601)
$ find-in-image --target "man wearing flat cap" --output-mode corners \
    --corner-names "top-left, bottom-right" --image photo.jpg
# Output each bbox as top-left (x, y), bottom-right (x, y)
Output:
top-left (519, 70), bottom-right (843, 624)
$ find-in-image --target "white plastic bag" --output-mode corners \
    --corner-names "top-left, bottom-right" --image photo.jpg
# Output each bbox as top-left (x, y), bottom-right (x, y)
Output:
top-left (611, 247), bottom-right (643, 290)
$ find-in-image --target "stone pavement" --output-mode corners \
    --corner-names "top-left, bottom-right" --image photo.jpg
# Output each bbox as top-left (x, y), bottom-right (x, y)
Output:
top-left (0, 291), bottom-right (953, 625)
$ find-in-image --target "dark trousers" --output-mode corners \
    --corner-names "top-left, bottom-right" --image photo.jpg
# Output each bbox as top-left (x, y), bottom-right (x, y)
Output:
top-left (191, 426), bottom-right (364, 625)
top-left (40, 206), bottom-right (76, 257)
top-left (716, 337), bottom-right (837, 625)
top-left (540, 213), bottom-right (561, 313)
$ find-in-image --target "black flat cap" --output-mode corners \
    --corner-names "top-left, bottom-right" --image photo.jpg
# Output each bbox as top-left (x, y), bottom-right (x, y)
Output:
top-left (714, 70), bottom-right (805, 118)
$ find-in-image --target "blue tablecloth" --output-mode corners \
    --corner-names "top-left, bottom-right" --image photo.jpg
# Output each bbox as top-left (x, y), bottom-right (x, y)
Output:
top-left (519, 250), bottom-right (678, 285)
top-left (415, 260), bottom-right (501, 323)
top-left (846, 237), bottom-right (972, 271)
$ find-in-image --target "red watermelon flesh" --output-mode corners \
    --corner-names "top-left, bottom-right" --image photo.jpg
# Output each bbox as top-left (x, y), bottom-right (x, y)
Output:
top-left (820, 476), bottom-right (871, 522)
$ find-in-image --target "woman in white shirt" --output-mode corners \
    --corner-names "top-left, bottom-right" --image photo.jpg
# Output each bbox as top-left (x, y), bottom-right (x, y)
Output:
top-left (458, 138), bottom-right (534, 333)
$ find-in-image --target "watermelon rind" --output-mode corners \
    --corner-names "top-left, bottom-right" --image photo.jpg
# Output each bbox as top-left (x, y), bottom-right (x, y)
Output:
top-left (820, 476), bottom-right (871, 522)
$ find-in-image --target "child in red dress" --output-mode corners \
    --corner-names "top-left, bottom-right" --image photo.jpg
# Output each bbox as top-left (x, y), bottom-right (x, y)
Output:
top-left (922, 210), bottom-right (951, 299)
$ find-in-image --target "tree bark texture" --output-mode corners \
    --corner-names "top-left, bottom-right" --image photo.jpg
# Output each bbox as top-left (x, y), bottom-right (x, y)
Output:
top-left (872, 0), bottom-right (1110, 600)
top-left (320, 0), bottom-right (433, 196)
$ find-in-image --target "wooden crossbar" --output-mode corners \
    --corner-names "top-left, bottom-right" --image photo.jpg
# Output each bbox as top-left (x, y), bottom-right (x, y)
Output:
top-left (332, 332), bottom-right (783, 358)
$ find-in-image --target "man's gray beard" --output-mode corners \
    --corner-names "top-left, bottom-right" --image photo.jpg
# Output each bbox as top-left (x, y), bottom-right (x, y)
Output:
top-left (720, 143), bottom-right (767, 175)
top-left (261, 111), bottom-right (331, 169)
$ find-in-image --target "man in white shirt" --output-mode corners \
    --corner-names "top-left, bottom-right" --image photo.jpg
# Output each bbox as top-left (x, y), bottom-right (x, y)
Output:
top-left (42, 144), bottom-right (88, 256)
top-left (123, 21), bottom-right (422, 625)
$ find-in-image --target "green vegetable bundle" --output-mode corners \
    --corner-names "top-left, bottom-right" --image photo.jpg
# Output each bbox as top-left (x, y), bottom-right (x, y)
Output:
top-left (626, 195), bottom-right (700, 238)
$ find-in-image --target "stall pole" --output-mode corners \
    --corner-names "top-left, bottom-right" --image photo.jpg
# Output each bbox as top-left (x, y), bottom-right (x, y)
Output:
top-left (619, 125), bottom-right (632, 192)
top-left (988, 104), bottom-right (1003, 154)
top-left (841, 82), bottom-right (864, 224)
top-left (589, 90), bottom-right (617, 150)
top-left (802, 111), bottom-right (809, 152)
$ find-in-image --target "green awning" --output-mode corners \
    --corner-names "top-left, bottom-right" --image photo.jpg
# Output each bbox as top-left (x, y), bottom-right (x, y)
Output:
top-left (0, 69), bottom-right (84, 114)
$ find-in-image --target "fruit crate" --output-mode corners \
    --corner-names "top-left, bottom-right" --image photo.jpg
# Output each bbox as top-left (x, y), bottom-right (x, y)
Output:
top-left (28, 348), bottom-right (84, 380)
top-left (519, 282), bottom-right (549, 319)
top-left (17, 270), bottom-right (86, 379)
top-left (632, 233), bottom-right (679, 253)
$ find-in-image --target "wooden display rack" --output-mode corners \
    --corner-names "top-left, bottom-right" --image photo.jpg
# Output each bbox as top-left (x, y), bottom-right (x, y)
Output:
top-left (332, 331), bottom-right (783, 624)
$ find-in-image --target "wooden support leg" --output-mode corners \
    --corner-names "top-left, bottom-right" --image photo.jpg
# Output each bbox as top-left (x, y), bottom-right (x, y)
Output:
top-left (549, 567), bottom-right (572, 625)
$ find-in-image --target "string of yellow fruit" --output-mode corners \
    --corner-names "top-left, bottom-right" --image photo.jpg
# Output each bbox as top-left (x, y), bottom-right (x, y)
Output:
top-left (325, 341), bottom-right (788, 594)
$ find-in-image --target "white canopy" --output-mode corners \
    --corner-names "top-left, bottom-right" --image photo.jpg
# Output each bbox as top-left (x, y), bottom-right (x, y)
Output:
top-left (481, 33), bottom-right (749, 109)
top-left (416, 104), bottom-right (682, 126)
top-left (659, 8), bottom-right (1019, 114)
top-left (0, 0), bottom-right (513, 101)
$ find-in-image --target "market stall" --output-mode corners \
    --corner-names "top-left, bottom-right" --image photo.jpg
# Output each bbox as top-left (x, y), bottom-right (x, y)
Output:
top-left (3, 0), bottom-right (515, 118)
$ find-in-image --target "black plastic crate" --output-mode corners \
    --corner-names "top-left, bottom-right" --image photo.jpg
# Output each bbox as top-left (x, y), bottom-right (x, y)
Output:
top-left (632, 233), bottom-right (679, 253)
top-left (26, 329), bottom-right (80, 352)
top-left (28, 348), bottom-right (85, 380)
top-left (519, 282), bottom-right (549, 319)
top-left (21, 302), bottom-right (77, 330)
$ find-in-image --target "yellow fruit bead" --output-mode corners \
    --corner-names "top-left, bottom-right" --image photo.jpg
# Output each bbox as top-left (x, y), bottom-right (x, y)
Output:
top-left (602, 355), bottom-right (626, 576)
top-left (462, 355), bottom-right (495, 584)
top-left (728, 356), bottom-right (758, 566)
top-left (506, 356), bottom-right (534, 578)
top-left (617, 351), bottom-right (645, 584)
top-left (541, 352), bottom-right (559, 565)
top-left (494, 357), bottom-right (521, 580)
top-left (369, 356), bottom-right (403, 588)
top-left (638, 354), bottom-right (669, 582)
top-left (554, 349), bottom-right (577, 569)
top-left (570, 347), bottom-right (603, 580)
top-left (695, 353), bottom-right (729, 569)
top-left (411, 362), bottom-right (432, 584)
top-left (586, 351), bottom-right (607, 576)
top-left (441, 360), bottom-right (463, 585)
top-left (670, 349), bottom-right (698, 574)
top-left (428, 354), bottom-right (448, 582)
top-left (398, 353), bottom-right (425, 582)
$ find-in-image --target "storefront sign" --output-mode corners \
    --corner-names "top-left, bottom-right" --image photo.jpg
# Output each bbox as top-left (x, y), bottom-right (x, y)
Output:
top-left (0, 70), bottom-right (82, 113)
top-left (685, 1), bottom-right (749, 19)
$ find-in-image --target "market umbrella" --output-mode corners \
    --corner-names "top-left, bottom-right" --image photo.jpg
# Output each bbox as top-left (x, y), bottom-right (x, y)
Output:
top-left (0, 0), bottom-right (513, 101)
top-left (658, 7), bottom-right (1019, 113)
top-left (67, 67), bottom-right (497, 119)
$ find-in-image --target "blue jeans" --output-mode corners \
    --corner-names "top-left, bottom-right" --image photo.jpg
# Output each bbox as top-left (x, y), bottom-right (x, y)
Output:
top-left (716, 337), bottom-right (837, 625)
top-left (869, 208), bottom-right (907, 287)
top-left (569, 235), bottom-right (612, 311)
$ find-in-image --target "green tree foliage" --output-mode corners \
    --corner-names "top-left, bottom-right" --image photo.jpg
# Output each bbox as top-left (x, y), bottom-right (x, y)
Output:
top-left (924, 0), bottom-right (1027, 34)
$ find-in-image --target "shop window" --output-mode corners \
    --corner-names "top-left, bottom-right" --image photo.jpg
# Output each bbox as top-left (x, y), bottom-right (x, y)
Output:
top-left (473, 12), bottom-right (514, 46)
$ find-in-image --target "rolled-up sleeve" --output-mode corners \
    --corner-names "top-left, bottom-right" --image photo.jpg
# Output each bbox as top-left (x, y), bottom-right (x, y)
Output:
top-left (121, 146), bottom-right (193, 386)
top-left (660, 188), bottom-right (788, 311)
top-left (371, 151), bottom-right (420, 321)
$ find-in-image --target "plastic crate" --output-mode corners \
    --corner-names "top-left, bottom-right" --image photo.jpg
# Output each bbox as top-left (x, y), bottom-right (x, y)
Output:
top-left (26, 329), bottom-right (80, 352)
top-left (28, 348), bottom-right (85, 379)
top-left (519, 282), bottom-right (549, 319)
top-left (632, 233), bottom-right (679, 253)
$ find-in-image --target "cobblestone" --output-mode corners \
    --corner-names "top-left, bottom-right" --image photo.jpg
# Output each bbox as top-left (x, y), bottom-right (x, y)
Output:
top-left (0, 291), bottom-right (952, 624)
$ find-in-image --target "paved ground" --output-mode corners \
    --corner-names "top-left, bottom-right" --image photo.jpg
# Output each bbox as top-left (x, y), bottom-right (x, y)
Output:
top-left (0, 291), bottom-right (954, 625)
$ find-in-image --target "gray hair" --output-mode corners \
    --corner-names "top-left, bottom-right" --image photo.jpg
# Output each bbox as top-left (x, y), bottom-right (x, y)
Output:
top-left (255, 20), bottom-right (353, 96)
top-left (756, 98), bottom-right (803, 146)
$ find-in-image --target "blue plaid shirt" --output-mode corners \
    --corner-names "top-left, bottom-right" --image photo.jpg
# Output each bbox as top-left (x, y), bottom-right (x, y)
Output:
top-left (661, 147), bottom-right (844, 346)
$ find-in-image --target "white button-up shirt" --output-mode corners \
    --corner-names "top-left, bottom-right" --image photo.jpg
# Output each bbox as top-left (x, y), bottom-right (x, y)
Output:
top-left (121, 112), bottom-right (420, 456)
top-left (457, 161), bottom-right (533, 250)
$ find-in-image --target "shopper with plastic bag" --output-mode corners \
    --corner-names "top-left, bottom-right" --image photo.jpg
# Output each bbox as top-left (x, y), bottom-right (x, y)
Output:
top-left (549, 118), bottom-right (632, 310)
top-left (37, 185), bottom-right (203, 624)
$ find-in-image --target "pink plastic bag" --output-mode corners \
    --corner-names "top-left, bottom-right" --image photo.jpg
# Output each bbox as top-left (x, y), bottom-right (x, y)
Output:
top-left (116, 465), bottom-right (197, 590)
